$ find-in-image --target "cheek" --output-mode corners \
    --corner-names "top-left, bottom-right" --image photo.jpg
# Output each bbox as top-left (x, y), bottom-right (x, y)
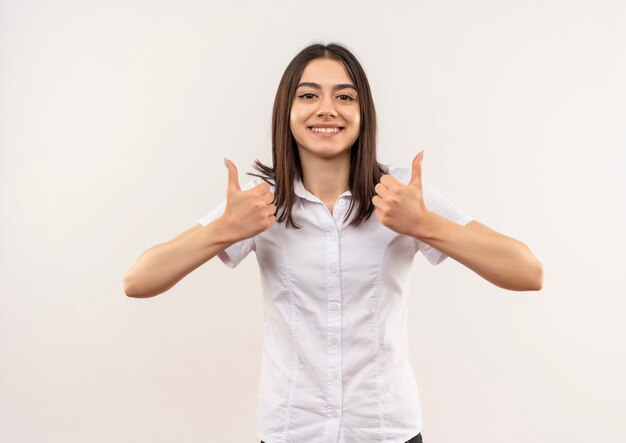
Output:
top-left (289, 109), bottom-right (308, 140)
top-left (289, 111), bottom-right (299, 135)
top-left (290, 107), bottom-right (306, 127)
top-left (346, 106), bottom-right (360, 128)
top-left (351, 112), bottom-right (361, 133)
top-left (349, 115), bottom-right (361, 143)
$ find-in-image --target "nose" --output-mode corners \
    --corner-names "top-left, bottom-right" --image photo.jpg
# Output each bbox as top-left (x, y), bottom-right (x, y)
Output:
top-left (316, 95), bottom-right (337, 118)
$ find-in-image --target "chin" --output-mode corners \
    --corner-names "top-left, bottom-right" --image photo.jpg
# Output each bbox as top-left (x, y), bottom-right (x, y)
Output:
top-left (305, 146), bottom-right (352, 159)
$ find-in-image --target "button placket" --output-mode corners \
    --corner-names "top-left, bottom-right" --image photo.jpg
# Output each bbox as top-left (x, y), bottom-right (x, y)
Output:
top-left (332, 196), bottom-right (349, 230)
top-left (325, 218), bottom-right (342, 433)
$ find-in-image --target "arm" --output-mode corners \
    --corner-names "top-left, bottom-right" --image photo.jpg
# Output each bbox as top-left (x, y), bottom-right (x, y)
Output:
top-left (415, 215), bottom-right (544, 291)
top-left (123, 158), bottom-right (277, 298)
top-left (123, 217), bottom-right (238, 298)
top-left (372, 152), bottom-right (543, 292)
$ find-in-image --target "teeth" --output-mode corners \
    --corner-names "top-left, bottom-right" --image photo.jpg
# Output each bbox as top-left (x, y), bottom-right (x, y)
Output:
top-left (311, 127), bottom-right (340, 133)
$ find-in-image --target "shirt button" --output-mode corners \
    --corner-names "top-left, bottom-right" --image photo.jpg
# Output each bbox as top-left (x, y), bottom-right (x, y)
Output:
top-left (330, 303), bottom-right (338, 311)
top-left (333, 372), bottom-right (339, 380)
top-left (330, 266), bottom-right (337, 274)
top-left (332, 409), bottom-right (339, 418)
top-left (339, 200), bottom-right (345, 206)
top-left (369, 306), bottom-right (376, 317)
top-left (330, 337), bottom-right (338, 345)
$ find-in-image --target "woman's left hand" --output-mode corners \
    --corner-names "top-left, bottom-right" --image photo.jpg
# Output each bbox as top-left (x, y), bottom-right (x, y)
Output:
top-left (372, 150), bottom-right (431, 239)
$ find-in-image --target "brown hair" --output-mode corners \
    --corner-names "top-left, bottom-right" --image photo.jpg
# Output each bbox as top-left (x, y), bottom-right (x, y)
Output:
top-left (248, 42), bottom-right (388, 229)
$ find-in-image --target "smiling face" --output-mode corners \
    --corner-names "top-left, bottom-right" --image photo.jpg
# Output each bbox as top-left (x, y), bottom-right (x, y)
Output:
top-left (290, 57), bottom-right (361, 161)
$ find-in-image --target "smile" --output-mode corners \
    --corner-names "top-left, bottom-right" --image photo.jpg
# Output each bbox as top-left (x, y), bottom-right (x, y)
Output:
top-left (309, 127), bottom-right (343, 136)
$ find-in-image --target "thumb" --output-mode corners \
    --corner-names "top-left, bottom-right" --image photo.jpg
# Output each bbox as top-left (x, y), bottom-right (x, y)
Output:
top-left (224, 157), bottom-right (241, 196)
top-left (408, 150), bottom-right (424, 189)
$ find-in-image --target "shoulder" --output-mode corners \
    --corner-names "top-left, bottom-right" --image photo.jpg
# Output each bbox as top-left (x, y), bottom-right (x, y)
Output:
top-left (384, 164), bottom-right (412, 185)
top-left (242, 174), bottom-right (276, 192)
top-left (383, 164), bottom-right (436, 196)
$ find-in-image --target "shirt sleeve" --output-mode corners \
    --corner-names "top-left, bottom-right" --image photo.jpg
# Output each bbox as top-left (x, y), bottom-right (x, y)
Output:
top-left (416, 179), bottom-right (473, 266)
top-left (196, 177), bottom-right (261, 269)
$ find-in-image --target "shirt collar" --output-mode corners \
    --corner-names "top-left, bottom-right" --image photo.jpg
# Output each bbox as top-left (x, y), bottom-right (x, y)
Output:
top-left (293, 175), bottom-right (352, 203)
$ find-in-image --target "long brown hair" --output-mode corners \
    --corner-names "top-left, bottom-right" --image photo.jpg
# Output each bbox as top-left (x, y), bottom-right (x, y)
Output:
top-left (248, 42), bottom-right (388, 229)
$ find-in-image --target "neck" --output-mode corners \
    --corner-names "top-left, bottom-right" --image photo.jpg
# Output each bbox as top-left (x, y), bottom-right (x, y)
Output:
top-left (298, 149), bottom-right (350, 202)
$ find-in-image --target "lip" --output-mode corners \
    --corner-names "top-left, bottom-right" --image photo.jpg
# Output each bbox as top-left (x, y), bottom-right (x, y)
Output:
top-left (308, 124), bottom-right (344, 128)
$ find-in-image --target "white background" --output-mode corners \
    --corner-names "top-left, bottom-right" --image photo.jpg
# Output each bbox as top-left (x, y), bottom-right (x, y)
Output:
top-left (1, 0), bottom-right (625, 442)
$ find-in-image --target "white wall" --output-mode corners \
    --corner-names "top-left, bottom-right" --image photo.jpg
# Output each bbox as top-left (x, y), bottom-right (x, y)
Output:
top-left (1, 0), bottom-right (625, 441)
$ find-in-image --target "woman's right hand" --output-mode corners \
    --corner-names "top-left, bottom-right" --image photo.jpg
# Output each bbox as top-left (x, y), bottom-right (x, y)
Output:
top-left (220, 158), bottom-right (277, 242)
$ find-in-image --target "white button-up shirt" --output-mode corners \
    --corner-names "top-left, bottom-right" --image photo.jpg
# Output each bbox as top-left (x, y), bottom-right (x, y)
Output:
top-left (198, 165), bottom-right (472, 443)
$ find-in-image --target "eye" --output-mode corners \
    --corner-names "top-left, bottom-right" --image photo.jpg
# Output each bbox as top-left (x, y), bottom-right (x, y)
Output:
top-left (337, 94), bottom-right (354, 101)
top-left (298, 93), bottom-right (316, 100)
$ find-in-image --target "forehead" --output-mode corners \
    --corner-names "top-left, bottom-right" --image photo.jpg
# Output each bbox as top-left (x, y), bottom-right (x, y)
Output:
top-left (298, 58), bottom-right (353, 85)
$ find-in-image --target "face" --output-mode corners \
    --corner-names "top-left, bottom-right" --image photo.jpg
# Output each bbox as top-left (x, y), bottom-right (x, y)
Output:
top-left (290, 58), bottom-right (361, 161)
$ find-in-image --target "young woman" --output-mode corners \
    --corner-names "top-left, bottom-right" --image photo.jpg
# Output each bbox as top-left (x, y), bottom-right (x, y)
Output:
top-left (124, 43), bottom-right (543, 443)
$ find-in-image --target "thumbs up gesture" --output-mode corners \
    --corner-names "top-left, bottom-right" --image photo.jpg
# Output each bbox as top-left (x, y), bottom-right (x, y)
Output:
top-left (372, 150), bottom-right (431, 239)
top-left (221, 158), bottom-right (277, 241)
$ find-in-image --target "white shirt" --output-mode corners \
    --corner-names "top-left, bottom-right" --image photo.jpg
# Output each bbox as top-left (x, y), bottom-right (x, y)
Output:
top-left (197, 165), bottom-right (473, 443)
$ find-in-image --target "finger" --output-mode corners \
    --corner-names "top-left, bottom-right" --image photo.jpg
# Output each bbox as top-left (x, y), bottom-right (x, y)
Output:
top-left (374, 207), bottom-right (384, 222)
top-left (374, 182), bottom-right (390, 199)
top-left (224, 157), bottom-right (241, 196)
top-left (263, 191), bottom-right (274, 205)
top-left (380, 174), bottom-right (401, 190)
top-left (372, 194), bottom-right (386, 209)
top-left (253, 181), bottom-right (272, 194)
top-left (408, 150), bottom-right (424, 189)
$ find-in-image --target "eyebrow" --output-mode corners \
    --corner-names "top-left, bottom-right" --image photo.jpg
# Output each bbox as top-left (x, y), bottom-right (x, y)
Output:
top-left (296, 82), bottom-right (357, 92)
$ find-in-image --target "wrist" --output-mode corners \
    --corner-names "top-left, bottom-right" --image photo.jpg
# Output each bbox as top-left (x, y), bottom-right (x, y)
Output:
top-left (412, 211), bottom-right (439, 242)
top-left (210, 215), bottom-right (241, 246)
